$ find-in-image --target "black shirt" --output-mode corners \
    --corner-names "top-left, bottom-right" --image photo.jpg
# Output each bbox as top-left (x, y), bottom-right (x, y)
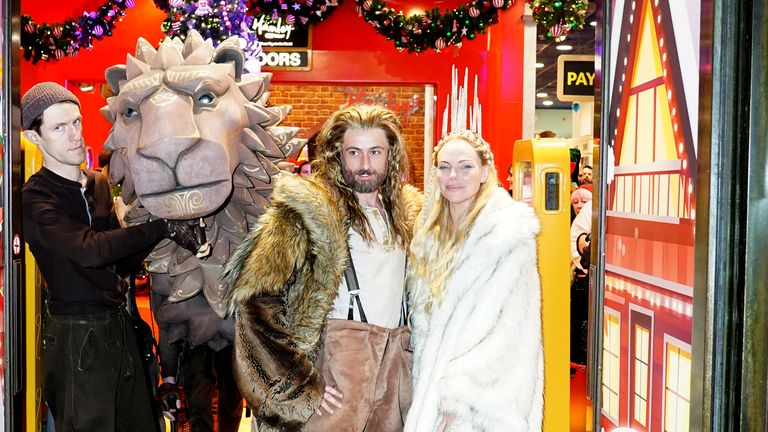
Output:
top-left (22, 167), bottom-right (166, 314)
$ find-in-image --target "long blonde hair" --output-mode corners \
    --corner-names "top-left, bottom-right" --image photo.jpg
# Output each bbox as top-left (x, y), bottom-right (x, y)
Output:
top-left (313, 105), bottom-right (412, 247)
top-left (409, 131), bottom-right (498, 310)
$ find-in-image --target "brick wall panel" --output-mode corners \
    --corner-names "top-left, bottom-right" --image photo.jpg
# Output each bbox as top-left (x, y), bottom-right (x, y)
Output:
top-left (270, 83), bottom-right (427, 186)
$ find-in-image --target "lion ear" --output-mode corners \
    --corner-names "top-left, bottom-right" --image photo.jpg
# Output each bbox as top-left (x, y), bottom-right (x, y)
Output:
top-left (213, 45), bottom-right (244, 81)
top-left (105, 65), bottom-right (127, 95)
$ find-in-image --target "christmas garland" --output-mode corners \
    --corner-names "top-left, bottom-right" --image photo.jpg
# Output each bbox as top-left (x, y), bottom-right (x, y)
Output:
top-left (161, 0), bottom-right (258, 54)
top-left (21, 0), bottom-right (134, 63)
top-left (527, 0), bottom-right (588, 41)
top-left (155, 0), bottom-right (342, 26)
top-left (355, 0), bottom-right (514, 54)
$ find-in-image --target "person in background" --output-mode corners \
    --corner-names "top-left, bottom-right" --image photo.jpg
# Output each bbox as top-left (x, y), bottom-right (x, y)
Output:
top-left (506, 163), bottom-right (515, 197)
top-left (570, 186), bottom-right (592, 223)
top-left (570, 197), bottom-right (592, 366)
top-left (407, 130), bottom-right (543, 431)
top-left (581, 165), bottom-right (593, 185)
top-left (21, 81), bottom-right (204, 431)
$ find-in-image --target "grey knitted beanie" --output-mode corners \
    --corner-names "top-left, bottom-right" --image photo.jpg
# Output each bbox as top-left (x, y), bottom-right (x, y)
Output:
top-left (21, 82), bottom-right (80, 130)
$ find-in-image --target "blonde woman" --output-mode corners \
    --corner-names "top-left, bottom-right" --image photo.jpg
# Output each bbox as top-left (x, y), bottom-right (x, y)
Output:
top-left (406, 130), bottom-right (544, 431)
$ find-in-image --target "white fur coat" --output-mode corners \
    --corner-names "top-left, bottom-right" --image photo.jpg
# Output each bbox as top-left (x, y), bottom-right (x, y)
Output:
top-left (406, 188), bottom-right (543, 432)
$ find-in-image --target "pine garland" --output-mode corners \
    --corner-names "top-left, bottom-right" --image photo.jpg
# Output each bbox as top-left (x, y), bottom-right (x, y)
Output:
top-left (527, 0), bottom-right (588, 41)
top-left (355, 0), bottom-right (514, 53)
top-left (21, 0), bottom-right (134, 63)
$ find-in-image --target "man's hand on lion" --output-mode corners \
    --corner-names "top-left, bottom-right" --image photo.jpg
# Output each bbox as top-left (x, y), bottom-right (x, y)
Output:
top-left (166, 219), bottom-right (212, 258)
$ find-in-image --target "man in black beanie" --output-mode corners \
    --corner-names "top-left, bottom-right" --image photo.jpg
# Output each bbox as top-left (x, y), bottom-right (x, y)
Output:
top-left (21, 81), bottom-right (204, 431)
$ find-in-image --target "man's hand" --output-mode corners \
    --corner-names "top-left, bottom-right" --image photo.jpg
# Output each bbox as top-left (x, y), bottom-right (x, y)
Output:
top-left (166, 219), bottom-right (211, 258)
top-left (157, 382), bottom-right (182, 421)
top-left (315, 386), bottom-right (343, 416)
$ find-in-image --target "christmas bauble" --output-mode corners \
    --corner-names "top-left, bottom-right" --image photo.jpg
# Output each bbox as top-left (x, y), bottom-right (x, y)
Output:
top-left (549, 21), bottom-right (565, 38)
top-left (492, 0), bottom-right (504, 8)
top-left (435, 37), bottom-right (446, 50)
top-left (469, 6), bottom-right (479, 17)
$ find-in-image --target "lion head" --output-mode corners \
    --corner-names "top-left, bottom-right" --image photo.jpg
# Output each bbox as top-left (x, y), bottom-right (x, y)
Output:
top-left (103, 31), bottom-right (303, 347)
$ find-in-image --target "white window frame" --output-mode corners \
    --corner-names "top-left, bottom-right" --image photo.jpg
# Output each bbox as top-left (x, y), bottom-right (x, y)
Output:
top-left (662, 334), bottom-right (692, 432)
top-left (602, 307), bottom-right (622, 425)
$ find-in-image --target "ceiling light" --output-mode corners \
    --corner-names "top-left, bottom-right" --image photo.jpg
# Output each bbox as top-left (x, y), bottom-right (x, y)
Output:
top-left (556, 44), bottom-right (573, 51)
top-left (542, 100), bottom-right (554, 106)
top-left (535, 62), bottom-right (545, 68)
top-left (590, 21), bottom-right (597, 27)
top-left (536, 92), bottom-right (548, 98)
top-left (78, 82), bottom-right (94, 92)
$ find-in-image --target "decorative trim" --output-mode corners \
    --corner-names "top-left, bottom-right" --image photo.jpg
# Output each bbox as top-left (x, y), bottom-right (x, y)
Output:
top-left (605, 263), bottom-right (693, 297)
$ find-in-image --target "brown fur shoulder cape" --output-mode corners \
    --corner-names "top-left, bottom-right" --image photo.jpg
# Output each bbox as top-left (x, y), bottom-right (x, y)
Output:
top-left (224, 174), bottom-right (422, 431)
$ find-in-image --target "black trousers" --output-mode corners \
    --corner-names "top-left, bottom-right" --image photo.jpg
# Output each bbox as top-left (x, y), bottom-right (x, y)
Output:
top-left (185, 345), bottom-right (243, 432)
top-left (42, 307), bottom-right (159, 432)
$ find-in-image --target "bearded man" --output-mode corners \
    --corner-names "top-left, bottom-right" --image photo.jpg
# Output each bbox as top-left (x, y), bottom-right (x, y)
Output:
top-left (224, 105), bottom-right (422, 431)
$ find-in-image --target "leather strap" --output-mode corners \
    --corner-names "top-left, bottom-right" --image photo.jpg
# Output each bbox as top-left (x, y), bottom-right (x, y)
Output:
top-left (343, 257), bottom-right (368, 323)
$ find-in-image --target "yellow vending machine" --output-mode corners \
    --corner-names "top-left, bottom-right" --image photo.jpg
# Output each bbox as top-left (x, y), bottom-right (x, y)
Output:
top-left (22, 135), bottom-right (45, 432)
top-left (511, 138), bottom-right (570, 432)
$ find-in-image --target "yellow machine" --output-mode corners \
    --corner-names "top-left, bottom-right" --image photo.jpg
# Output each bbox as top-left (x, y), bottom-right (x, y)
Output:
top-left (22, 136), bottom-right (44, 432)
top-left (511, 138), bottom-right (570, 432)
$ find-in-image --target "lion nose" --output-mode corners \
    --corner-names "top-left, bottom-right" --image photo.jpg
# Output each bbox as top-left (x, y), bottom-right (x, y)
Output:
top-left (137, 93), bottom-right (200, 168)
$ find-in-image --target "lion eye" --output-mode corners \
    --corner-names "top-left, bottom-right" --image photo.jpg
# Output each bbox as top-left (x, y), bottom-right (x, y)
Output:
top-left (197, 93), bottom-right (216, 106)
top-left (123, 107), bottom-right (139, 119)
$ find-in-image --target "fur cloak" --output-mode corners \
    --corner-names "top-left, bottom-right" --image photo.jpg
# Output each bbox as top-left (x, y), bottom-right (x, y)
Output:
top-left (224, 174), bottom-right (422, 432)
top-left (406, 188), bottom-right (543, 432)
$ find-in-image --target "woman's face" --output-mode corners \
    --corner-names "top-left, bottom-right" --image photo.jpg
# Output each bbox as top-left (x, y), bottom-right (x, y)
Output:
top-left (572, 196), bottom-right (589, 215)
top-left (436, 139), bottom-right (489, 208)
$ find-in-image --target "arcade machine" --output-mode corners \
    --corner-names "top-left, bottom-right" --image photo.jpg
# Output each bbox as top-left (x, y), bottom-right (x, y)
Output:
top-left (511, 138), bottom-right (573, 431)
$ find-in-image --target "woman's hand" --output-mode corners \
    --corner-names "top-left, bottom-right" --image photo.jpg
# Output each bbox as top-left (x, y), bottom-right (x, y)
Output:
top-left (315, 386), bottom-right (344, 416)
top-left (437, 412), bottom-right (456, 432)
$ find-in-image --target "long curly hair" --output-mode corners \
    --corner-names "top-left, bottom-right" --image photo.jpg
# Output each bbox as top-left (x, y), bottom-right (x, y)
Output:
top-left (409, 130), bottom-right (498, 311)
top-left (313, 105), bottom-right (412, 248)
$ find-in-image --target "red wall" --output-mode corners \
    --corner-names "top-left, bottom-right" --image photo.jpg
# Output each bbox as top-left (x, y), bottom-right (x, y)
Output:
top-left (21, 0), bottom-right (525, 177)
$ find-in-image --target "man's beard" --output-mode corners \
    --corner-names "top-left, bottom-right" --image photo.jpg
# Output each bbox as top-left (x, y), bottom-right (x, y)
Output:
top-left (343, 168), bottom-right (387, 193)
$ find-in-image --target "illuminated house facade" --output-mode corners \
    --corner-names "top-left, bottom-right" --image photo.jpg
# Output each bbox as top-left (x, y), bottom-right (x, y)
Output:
top-left (602, 0), bottom-right (700, 430)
